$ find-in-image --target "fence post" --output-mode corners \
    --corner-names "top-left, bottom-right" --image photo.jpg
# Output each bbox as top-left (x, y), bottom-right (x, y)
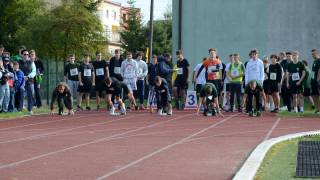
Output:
top-left (46, 59), bottom-right (50, 105)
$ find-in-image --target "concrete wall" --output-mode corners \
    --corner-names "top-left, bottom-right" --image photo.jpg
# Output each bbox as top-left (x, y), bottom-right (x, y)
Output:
top-left (173, 0), bottom-right (320, 74)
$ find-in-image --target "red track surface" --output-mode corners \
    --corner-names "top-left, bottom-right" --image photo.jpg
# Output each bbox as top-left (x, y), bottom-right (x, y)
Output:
top-left (0, 111), bottom-right (319, 180)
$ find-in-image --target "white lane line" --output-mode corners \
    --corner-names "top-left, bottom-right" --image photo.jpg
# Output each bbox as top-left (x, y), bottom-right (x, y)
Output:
top-left (0, 114), bottom-right (141, 144)
top-left (0, 113), bottom-right (104, 132)
top-left (263, 117), bottom-right (281, 141)
top-left (0, 114), bottom-right (192, 170)
top-left (95, 113), bottom-right (239, 180)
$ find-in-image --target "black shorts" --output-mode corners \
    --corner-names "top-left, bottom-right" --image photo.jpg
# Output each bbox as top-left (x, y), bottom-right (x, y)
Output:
top-left (78, 83), bottom-right (92, 93)
top-left (95, 81), bottom-right (106, 93)
top-left (289, 82), bottom-right (304, 94)
top-left (311, 79), bottom-right (320, 95)
top-left (195, 84), bottom-right (203, 94)
top-left (263, 80), bottom-right (270, 94)
top-left (226, 83), bottom-right (231, 92)
top-left (174, 80), bottom-right (188, 89)
top-left (303, 88), bottom-right (311, 97)
top-left (269, 81), bottom-right (280, 94)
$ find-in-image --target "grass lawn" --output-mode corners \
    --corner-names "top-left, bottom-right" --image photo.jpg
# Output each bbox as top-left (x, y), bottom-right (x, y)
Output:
top-left (255, 135), bottom-right (320, 180)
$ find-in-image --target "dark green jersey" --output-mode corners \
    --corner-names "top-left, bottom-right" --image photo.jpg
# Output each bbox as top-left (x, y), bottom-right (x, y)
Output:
top-left (287, 61), bottom-right (305, 82)
top-left (200, 83), bottom-right (218, 98)
top-left (303, 67), bottom-right (312, 89)
top-left (312, 59), bottom-right (320, 80)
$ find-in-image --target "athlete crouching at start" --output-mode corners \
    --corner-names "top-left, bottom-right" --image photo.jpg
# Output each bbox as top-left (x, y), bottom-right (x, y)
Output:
top-left (150, 76), bottom-right (173, 116)
top-left (243, 80), bottom-right (264, 117)
top-left (104, 77), bottom-right (136, 115)
top-left (50, 82), bottom-right (74, 116)
top-left (196, 83), bottom-right (222, 116)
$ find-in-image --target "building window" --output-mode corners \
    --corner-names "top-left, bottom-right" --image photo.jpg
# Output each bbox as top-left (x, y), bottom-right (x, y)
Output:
top-left (113, 11), bottom-right (117, 20)
top-left (106, 10), bottom-right (109, 19)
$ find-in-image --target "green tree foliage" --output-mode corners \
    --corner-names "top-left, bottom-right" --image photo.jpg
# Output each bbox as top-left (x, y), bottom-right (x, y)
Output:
top-left (120, 0), bottom-right (147, 54)
top-left (0, 0), bottom-right (44, 53)
top-left (18, 0), bottom-right (106, 60)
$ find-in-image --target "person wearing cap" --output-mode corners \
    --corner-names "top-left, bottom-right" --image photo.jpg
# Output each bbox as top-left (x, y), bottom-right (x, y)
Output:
top-left (64, 54), bottom-right (79, 106)
top-left (77, 53), bottom-right (95, 111)
top-left (20, 49), bottom-right (36, 115)
top-left (30, 50), bottom-right (44, 108)
top-left (92, 51), bottom-right (109, 110)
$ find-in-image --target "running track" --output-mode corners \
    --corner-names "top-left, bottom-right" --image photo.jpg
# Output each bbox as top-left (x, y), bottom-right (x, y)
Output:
top-left (0, 111), bottom-right (319, 180)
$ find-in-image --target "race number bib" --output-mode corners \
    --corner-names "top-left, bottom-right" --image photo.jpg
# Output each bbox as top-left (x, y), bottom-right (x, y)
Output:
top-left (232, 69), bottom-right (239, 77)
top-left (84, 69), bottom-right (91, 77)
top-left (70, 68), bottom-right (78, 76)
top-left (208, 66), bottom-right (217, 72)
top-left (177, 68), bottom-right (183, 75)
top-left (292, 73), bottom-right (300, 81)
top-left (270, 73), bottom-right (277, 80)
top-left (95, 68), bottom-right (104, 76)
top-left (114, 67), bottom-right (121, 74)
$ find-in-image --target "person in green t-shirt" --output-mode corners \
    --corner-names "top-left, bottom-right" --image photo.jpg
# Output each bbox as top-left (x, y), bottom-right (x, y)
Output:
top-left (311, 49), bottom-right (320, 114)
top-left (243, 80), bottom-right (264, 117)
top-left (286, 51), bottom-right (306, 113)
top-left (196, 83), bottom-right (222, 116)
top-left (302, 60), bottom-right (315, 109)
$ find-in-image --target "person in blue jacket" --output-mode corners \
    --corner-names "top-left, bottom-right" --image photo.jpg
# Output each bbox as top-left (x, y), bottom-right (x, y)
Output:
top-left (13, 61), bottom-right (25, 112)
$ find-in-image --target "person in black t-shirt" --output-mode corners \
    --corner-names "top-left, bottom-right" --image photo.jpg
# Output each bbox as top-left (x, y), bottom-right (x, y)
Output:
top-left (151, 76), bottom-right (172, 115)
top-left (104, 77), bottom-right (136, 115)
top-left (243, 80), bottom-right (264, 117)
top-left (92, 51), bottom-right (109, 110)
top-left (279, 52), bottom-right (292, 112)
top-left (50, 82), bottom-right (74, 116)
top-left (64, 54), bottom-right (79, 105)
top-left (173, 50), bottom-right (190, 110)
top-left (77, 53), bottom-right (95, 111)
top-left (109, 49), bottom-right (123, 81)
top-left (267, 54), bottom-right (283, 113)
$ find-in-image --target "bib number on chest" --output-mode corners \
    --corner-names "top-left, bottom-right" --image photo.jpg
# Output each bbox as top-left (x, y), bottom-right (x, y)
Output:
top-left (292, 72), bottom-right (300, 81)
top-left (95, 68), bottom-right (104, 76)
top-left (70, 68), bottom-right (78, 76)
top-left (84, 69), bottom-right (91, 77)
top-left (177, 68), bottom-right (183, 75)
top-left (270, 73), bottom-right (277, 80)
top-left (232, 70), bottom-right (239, 77)
top-left (114, 67), bottom-right (121, 74)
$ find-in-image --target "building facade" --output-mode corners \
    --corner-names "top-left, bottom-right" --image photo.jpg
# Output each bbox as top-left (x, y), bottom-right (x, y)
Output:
top-left (172, 0), bottom-right (320, 72)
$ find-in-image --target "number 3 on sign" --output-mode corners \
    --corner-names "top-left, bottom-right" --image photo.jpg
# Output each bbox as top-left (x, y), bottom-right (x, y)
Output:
top-left (185, 90), bottom-right (198, 109)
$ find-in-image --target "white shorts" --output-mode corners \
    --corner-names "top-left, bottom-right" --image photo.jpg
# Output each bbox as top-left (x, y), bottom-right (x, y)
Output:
top-left (123, 78), bottom-right (137, 91)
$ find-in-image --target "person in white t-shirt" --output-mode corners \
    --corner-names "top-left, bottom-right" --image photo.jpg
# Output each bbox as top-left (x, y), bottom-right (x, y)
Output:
top-left (192, 57), bottom-right (207, 101)
top-left (135, 51), bottom-right (148, 109)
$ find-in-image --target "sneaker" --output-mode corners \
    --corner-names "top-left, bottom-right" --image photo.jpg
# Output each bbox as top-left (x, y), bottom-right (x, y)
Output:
top-left (86, 106), bottom-right (91, 111)
top-left (157, 109), bottom-right (163, 115)
top-left (77, 106), bottom-right (83, 111)
top-left (280, 106), bottom-right (288, 111)
top-left (271, 108), bottom-right (279, 113)
top-left (139, 105), bottom-right (145, 110)
top-left (134, 105), bottom-right (139, 110)
top-left (249, 111), bottom-right (254, 117)
top-left (120, 107), bottom-right (126, 115)
top-left (28, 111), bottom-right (33, 116)
top-left (109, 106), bottom-right (115, 115)
top-left (227, 108), bottom-right (234, 113)
top-left (167, 109), bottom-right (172, 115)
top-left (238, 108), bottom-right (242, 113)
top-left (256, 111), bottom-right (261, 117)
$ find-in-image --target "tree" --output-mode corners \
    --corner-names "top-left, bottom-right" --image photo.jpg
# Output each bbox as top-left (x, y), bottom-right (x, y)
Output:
top-left (0, 0), bottom-right (44, 53)
top-left (18, 0), bottom-right (106, 60)
top-left (120, 0), bottom-right (147, 54)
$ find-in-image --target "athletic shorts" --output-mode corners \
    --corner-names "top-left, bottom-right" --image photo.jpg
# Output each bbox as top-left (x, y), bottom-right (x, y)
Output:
top-left (174, 80), bottom-right (188, 89)
top-left (289, 82), bottom-right (304, 94)
top-left (95, 81), bottom-right (106, 93)
top-left (311, 79), bottom-right (320, 95)
top-left (303, 88), bottom-right (311, 97)
top-left (269, 81), bottom-right (280, 94)
top-left (263, 80), bottom-right (270, 94)
top-left (123, 78), bottom-right (137, 91)
top-left (77, 83), bottom-right (92, 93)
top-left (195, 84), bottom-right (203, 94)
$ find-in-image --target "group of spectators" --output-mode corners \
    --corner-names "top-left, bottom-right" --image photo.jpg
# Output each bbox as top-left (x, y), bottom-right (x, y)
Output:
top-left (0, 45), bottom-right (44, 115)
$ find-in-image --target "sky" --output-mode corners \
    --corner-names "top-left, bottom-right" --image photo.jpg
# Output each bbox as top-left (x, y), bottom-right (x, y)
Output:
top-left (112, 0), bottom-right (171, 22)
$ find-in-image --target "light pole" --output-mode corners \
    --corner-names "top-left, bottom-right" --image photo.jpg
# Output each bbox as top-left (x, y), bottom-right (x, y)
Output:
top-left (148, 0), bottom-right (154, 63)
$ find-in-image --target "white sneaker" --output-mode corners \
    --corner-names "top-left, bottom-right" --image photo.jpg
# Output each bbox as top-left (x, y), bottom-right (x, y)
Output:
top-left (120, 107), bottom-right (126, 115)
top-left (109, 106), bottom-right (115, 115)
top-left (157, 109), bottom-right (167, 116)
top-left (28, 111), bottom-right (33, 116)
top-left (280, 106), bottom-right (288, 111)
top-left (167, 109), bottom-right (172, 115)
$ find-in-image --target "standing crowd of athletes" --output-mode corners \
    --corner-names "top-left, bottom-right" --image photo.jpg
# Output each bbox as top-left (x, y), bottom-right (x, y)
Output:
top-left (1, 44), bottom-right (319, 117)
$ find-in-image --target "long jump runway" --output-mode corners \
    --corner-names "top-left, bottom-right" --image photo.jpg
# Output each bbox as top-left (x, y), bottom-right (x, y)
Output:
top-left (0, 111), bottom-right (319, 180)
